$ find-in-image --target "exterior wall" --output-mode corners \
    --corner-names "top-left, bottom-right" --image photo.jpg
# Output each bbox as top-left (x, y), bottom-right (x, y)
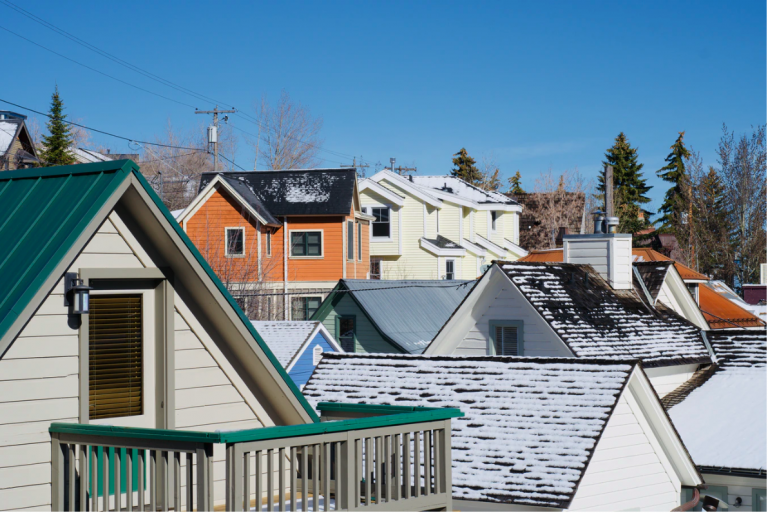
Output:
top-left (360, 189), bottom-right (400, 256)
top-left (644, 364), bottom-right (700, 399)
top-left (0, 212), bottom-right (274, 511)
top-left (438, 202), bottom-right (462, 243)
top-left (698, 473), bottom-right (767, 512)
top-left (343, 205), bottom-right (370, 280)
top-left (318, 294), bottom-right (402, 354)
top-left (287, 332), bottom-right (337, 389)
top-left (285, 216), bottom-right (343, 282)
top-left (425, 204), bottom-right (439, 239)
top-left (563, 235), bottom-right (633, 290)
top-left (569, 393), bottom-right (681, 511)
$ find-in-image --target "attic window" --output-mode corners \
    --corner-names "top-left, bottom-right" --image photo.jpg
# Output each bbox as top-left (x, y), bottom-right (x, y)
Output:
top-left (313, 345), bottom-right (323, 366)
top-left (225, 227), bottom-right (245, 256)
top-left (491, 211), bottom-right (499, 232)
top-left (490, 321), bottom-right (523, 356)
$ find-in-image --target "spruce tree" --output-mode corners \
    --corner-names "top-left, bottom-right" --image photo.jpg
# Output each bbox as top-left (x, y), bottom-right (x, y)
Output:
top-left (597, 132), bottom-right (652, 234)
top-left (39, 86), bottom-right (75, 167)
top-left (450, 148), bottom-right (482, 185)
top-left (507, 170), bottom-right (525, 194)
top-left (656, 132), bottom-right (691, 233)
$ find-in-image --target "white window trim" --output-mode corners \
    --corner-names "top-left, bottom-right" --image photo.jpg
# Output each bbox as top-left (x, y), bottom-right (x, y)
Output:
top-left (288, 229), bottom-right (324, 259)
top-left (357, 221), bottom-right (363, 262)
top-left (225, 227), bottom-right (246, 257)
top-left (266, 230), bottom-right (272, 257)
top-left (445, 258), bottom-right (456, 280)
top-left (367, 205), bottom-right (394, 242)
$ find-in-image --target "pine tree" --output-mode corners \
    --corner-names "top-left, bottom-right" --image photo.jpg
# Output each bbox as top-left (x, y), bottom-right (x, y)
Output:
top-left (39, 86), bottom-right (75, 167)
top-left (656, 132), bottom-right (692, 233)
top-left (507, 170), bottom-right (525, 194)
top-left (450, 148), bottom-right (482, 185)
top-left (597, 132), bottom-right (652, 234)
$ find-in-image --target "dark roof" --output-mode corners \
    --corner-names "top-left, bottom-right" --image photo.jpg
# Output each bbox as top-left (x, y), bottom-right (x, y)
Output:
top-left (423, 235), bottom-right (462, 249)
top-left (634, 261), bottom-right (673, 302)
top-left (328, 280), bottom-right (474, 354)
top-left (497, 262), bottom-right (711, 367)
top-left (304, 353), bottom-right (635, 508)
top-left (219, 175), bottom-right (279, 225)
top-left (709, 329), bottom-right (767, 369)
top-left (199, 169), bottom-right (357, 217)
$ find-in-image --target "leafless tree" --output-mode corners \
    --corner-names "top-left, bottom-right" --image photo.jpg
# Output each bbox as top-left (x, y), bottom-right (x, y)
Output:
top-left (477, 153), bottom-right (502, 191)
top-left (525, 168), bottom-right (589, 249)
top-left (249, 90), bottom-right (324, 170)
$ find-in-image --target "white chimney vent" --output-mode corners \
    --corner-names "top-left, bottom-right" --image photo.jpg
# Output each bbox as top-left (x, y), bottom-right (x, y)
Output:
top-left (563, 233), bottom-right (633, 289)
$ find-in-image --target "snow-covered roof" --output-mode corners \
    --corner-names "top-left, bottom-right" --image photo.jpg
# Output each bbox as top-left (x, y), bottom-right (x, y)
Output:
top-left (409, 175), bottom-right (518, 205)
top-left (634, 261), bottom-right (673, 302)
top-left (668, 330), bottom-right (766, 472)
top-left (303, 354), bottom-right (635, 508)
top-left (72, 147), bottom-right (112, 163)
top-left (499, 262), bottom-right (711, 367)
top-left (0, 120), bottom-right (19, 155)
top-left (250, 321), bottom-right (320, 367)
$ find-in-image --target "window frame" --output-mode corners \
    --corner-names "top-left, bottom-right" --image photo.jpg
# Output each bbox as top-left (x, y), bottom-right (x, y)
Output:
top-left (490, 211), bottom-right (499, 232)
top-left (292, 296), bottom-right (322, 320)
top-left (336, 314), bottom-right (356, 352)
top-left (225, 227), bottom-right (245, 257)
top-left (266, 230), bottom-right (272, 257)
top-left (753, 488), bottom-right (767, 512)
top-left (357, 221), bottom-right (363, 261)
top-left (488, 320), bottom-right (524, 356)
top-left (370, 258), bottom-right (382, 280)
top-left (445, 258), bottom-right (456, 280)
top-left (289, 230), bottom-right (324, 258)
top-left (312, 345), bottom-right (323, 366)
top-left (347, 221), bottom-right (354, 261)
top-left (369, 206), bottom-right (392, 240)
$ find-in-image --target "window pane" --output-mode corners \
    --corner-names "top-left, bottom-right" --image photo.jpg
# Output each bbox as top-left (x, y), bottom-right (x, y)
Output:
top-left (266, 232), bottom-right (272, 255)
top-left (347, 222), bottom-right (354, 259)
top-left (307, 297), bottom-right (321, 318)
top-left (372, 223), bottom-right (390, 238)
top-left (227, 228), bottom-right (244, 255)
top-left (357, 223), bottom-right (362, 260)
top-left (307, 232), bottom-right (322, 256)
top-left (494, 325), bottom-right (519, 355)
top-left (339, 317), bottom-right (355, 352)
top-left (372, 207), bottom-right (391, 238)
top-left (446, 260), bottom-right (454, 279)
top-left (291, 233), bottom-right (306, 256)
top-left (90, 295), bottom-right (143, 420)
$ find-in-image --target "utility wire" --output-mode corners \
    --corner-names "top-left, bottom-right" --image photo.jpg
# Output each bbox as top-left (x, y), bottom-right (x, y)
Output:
top-left (231, 282), bottom-right (474, 298)
top-left (217, 152), bottom-right (247, 171)
top-left (0, 98), bottom-right (204, 151)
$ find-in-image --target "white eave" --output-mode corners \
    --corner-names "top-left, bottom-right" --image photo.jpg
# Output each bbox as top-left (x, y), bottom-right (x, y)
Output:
top-left (358, 178), bottom-right (405, 206)
top-left (474, 235), bottom-right (507, 257)
top-left (461, 238), bottom-right (488, 257)
top-left (503, 238), bottom-right (529, 257)
top-left (369, 170), bottom-right (443, 208)
top-left (419, 238), bottom-right (467, 257)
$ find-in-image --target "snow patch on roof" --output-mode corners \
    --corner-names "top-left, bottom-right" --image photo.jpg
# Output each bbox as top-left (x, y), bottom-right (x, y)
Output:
top-left (251, 321), bottom-right (318, 367)
top-left (0, 121), bottom-right (17, 154)
top-left (410, 175), bottom-right (516, 205)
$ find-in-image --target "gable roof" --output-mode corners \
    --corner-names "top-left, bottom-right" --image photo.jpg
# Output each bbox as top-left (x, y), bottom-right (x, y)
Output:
top-left (668, 330), bottom-right (766, 473)
top-left (0, 160), bottom-right (318, 423)
top-left (250, 320), bottom-right (341, 371)
top-left (409, 175), bottom-right (520, 206)
top-left (494, 262), bottom-right (711, 367)
top-left (303, 353), bottom-right (635, 508)
top-left (316, 280), bottom-right (474, 354)
top-left (634, 261), bottom-right (673, 302)
top-left (699, 282), bottom-right (766, 329)
top-left (199, 169), bottom-right (357, 216)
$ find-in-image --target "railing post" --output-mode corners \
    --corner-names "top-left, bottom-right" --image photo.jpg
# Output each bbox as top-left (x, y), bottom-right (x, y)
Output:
top-left (51, 433), bottom-right (65, 512)
top-left (339, 433), bottom-right (355, 511)
top-left (441, 419), bottom-right (453, 512)
top-left (197, 443), bottom-right (213, 512)
top-left (233, 444), bottom-right (244, 511)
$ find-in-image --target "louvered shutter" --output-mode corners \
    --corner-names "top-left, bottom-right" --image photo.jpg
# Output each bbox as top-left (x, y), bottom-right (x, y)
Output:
top-left (495, 325), bottom-right (519, 356)
top-left (89, 295), bottom-right (143, 420)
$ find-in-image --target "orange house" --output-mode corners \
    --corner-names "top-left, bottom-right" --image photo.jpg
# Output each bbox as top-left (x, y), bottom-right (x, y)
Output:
top-left (176, 169), bottom-right (373, 320)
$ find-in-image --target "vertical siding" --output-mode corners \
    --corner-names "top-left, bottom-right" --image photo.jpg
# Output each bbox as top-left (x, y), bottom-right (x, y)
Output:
top-left (288, 332), bottom-right (337, 388)
top-left (319, 294), bottom-right (400, 353)
top-left (570, 394), bottom-right (680, 511)
top-left (613, 236), bottom-right (633, 289)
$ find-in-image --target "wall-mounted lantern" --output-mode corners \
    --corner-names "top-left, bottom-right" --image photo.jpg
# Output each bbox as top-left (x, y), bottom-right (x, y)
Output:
top-left (64, 272), bottom-right (93, 316)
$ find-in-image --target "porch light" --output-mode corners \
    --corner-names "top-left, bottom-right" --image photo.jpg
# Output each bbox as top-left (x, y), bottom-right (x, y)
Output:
top-left (64, 273), bottom-right (93, 315)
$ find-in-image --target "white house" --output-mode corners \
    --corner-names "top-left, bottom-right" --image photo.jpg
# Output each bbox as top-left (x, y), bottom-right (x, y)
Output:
top-left (304, 353), bottom-right (704, 511)
top-left (359, 170), bottom-right (526, 281)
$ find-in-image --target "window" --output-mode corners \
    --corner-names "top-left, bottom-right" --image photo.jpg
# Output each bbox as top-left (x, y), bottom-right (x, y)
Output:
top-left (436, 209), bottom-right (440, 234)
top-left (312, 345), bottom-right (323, 366)
top-left (445, 259), bottom-right (455, 280)
top-left (226, 227), bottom-right (245, 256)
top-left (489, 321), bottom-right (523, 356)
top-left (266, 231), bottom-right (272, 256)
top-left (754, 489), bottom-right (767, 512)
top-left (371, 207), bottom-right (390, 238)
top-left (370, 258), bottom-right (382, 280)
top-left (491, 211), bottom-right (498, 232)
top-left (337, 316), bottom-right (356, 352)
top-left (291, 231), bottom-right (322, 257)
top-left (347, 221), bottom-right (354, 260)
top-left (357, 222), bottom-right (362, 261)
top-left (89, 295), bottom-right (143, 420)
top-left (291, 296), bottom-right (322, 320)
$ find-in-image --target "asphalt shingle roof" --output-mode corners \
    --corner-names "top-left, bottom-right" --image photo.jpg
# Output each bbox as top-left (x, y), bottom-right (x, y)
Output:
top-left (634, 261), bottom-right (673, 302)
top-left (304, 353), bottom-right (634, 509)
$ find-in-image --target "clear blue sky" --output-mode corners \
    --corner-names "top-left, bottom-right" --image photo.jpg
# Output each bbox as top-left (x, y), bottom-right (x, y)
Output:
top-left (2, 0), bottom-right (765, 213)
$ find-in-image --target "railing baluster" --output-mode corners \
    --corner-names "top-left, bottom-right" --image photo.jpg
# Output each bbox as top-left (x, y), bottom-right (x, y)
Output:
top-left (374, 436), bottom-right (381, 504)
top-left (102, 447), bottom-right (110, 512)
top-left (185, 453), bottom-right (193, 512)
top-left (278, 447), bottom-right (285, 512)
top-left (256, 450), bottom-right (263, 513)
top-left (162, 450), bottom-right (170, 512)
top-left (67, 443), bottom-right (75, 511)
top-left (414, 432), bottom-right (421, 498)
top-left (383, 435), bottom-right (390, 503)
top-left (312, 444), bottom-right (320, 512)
top-left (115, 448), bottom-right (123, 512)
top-left (433, 430), bottom-right (441, 495)
top-left (393, 434), bottom-right (401, 502)
top-left (333, 442), bottom-right (342, 511)
top-left (244, 451), bottom-right (251, 512)
top-left (290, 447), bottom-right (297, 513)
top-left (267, 447), bottom-right (274, 512)
top-left (424, 430), bottom-right (432, 496)
top-left (226, 444), bottom-right (233, 511)
top-left (138, 450), bottom-right (145, 512)
top-left (364, 438), bottom-right (371, 506)
top-left (79, 444), bottom-right (88, 511)
top-left (322, 443), bottom-right (330, 511)
top-left (354, 439), bottom-right (362, 509)
top-left (174, 452), bottom-right (181, 512)
top-left (300, 446), bottom-right (308, 512)
top-left (126, 450), bottom-right (134, 513)
top-left (51, 435), bottom-right (64, 512)
top-left (403, 433), bottom-right (411, 500)
top-left (150, 450), bottom-right (157, 513)
top-left (234, 447), bottom-right (244, 512)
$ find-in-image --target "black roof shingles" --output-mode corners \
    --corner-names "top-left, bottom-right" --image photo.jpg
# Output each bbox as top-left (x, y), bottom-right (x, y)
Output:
top-left (634, 261), bottom-right (673, 302)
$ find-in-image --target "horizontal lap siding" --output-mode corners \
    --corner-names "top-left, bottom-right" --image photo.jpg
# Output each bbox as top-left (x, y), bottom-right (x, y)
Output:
top-left (320, 294), bottom-right (399, 354)
top-left (286, 217), bottom-right (343, 281)
top-left (288, 333), bottom-right (337, 388)
top-left (439, 203), bottom-right (461, 243)
top-left (646, 365), bottom-right (698, 399)
top-left (570, 395), bottom-right (679, 511)
top-left (361, 190), bottom-right (400, 257)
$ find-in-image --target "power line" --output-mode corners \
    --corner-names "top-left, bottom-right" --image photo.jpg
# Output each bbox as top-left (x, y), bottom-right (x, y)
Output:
top-left (0, 98), bottom-right (203, 151)
top-left (217, 152), bottom-right (247, 171)
top-left (230, 282), bottom-right (474, 298)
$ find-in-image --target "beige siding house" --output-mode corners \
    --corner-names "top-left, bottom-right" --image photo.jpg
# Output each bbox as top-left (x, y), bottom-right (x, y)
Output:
top-left (359, 170), bottom-right (526, 281)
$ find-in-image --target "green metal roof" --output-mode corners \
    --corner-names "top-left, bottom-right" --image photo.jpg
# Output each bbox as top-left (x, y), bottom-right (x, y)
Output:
top-left (0, 160), bottom-right (319, 422)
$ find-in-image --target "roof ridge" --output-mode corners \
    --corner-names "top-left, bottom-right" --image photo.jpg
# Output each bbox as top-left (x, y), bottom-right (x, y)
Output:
top-left (321, 352), bottom-right (640, 365)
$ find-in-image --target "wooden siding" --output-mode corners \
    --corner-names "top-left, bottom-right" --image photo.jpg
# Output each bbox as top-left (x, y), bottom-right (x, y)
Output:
top-left (570, 393), bottom-right (680, 511)
top-left (288, 331), bottom-right (337, 388)
top-left (319, 294), bottom-right (401, 354)
top-left (360, 189), bottom-right (400, 256)
top-left (343, 204), bottom-right (370, 280)
top-left (287, 216), bottom-right (344, 281)
top-left (645, 364), bottom-right (699, 399)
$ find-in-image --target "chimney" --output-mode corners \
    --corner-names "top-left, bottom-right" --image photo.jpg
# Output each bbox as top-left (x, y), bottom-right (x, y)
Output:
top-left (562, 165), bottom-right (632, 289)
top-left (390, 157), bottom-right (396, 174)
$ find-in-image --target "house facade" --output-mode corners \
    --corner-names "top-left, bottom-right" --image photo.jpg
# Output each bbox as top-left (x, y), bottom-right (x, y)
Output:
top-left (0, 110), bottom-right (39, 170)
top-left (176, 169), bottom-right (373, 321)
top-left (359, 170), bottom-right (526, 281)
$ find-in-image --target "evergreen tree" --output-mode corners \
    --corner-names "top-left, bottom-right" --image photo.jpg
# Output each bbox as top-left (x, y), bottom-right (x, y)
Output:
top-left (656, 132), bottom-right (692, 233)
top-left (507, 170), bottom-right (525, 194)
top-left (450, 148), bottom-right (482, 185)
top-left (39, 86), bottom-right (75, 167)
top-left (597, 132), bottom-right (652, 234)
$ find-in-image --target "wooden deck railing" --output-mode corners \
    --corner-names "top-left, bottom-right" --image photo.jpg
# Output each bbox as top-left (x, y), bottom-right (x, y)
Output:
top-left (50, 405), bottom-right (462, 512)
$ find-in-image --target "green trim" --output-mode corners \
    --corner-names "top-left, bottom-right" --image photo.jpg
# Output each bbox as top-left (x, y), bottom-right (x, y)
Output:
top-left (489, 319), bottom-right (524, 356)
top-left (309, 283), bottom-right (343, 321)
top-left (317, 402), bottom-right (448, 414)
top-left (49, 422), bottom-right (220, 443)
top-left (754, 488), bottom-right (767, 512)
top-left (0, 159), bottom-right (137, 180)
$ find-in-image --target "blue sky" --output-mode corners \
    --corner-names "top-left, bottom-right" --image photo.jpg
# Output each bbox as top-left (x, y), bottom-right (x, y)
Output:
top-left (2, 1), bottom-right (765, 213)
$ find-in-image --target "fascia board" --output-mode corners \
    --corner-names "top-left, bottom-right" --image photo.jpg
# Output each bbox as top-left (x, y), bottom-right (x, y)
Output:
top-left (177, 175), bottom-right (279, 227)
top-left (666, 265), bottom-right (710, 330)
top-left (475, 235), bottom-right (507, 256)
top-left (213, 176), bottom-right (279, 227)
top-left (420, 188), bottom-right (522, 212)
top-left (419, 238), bottom-right (467, 257)
top-left (373, 171), bottom-right (443, 208)
top-left (473, 203), bottom-right (523, 212)
top-left (355, 212), bottom-right (376, 221)
top-left (358, 179), bottom-right (405, 206)
top-left (503, 238), bottom-right (529, 257)
top-left (284, 322), bottom-right (345, 374)
top-left (626, 366), bottom-right (704, 487)
top-left (461, 238), bottom-right (488, 257)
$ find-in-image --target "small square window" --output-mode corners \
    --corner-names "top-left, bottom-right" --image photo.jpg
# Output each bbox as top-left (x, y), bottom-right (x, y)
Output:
top-left (490, 321), bottom-right (523, 356)
top-left (226, 227), bottom-right (245, 256)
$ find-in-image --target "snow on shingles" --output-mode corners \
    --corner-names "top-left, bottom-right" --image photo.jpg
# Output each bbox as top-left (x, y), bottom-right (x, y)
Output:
top-left (410, 175), bottom-right (516, 204)
top-left (501, 262), bottom-right (710, 367)
top-left (709, 330), bottom-right (767, 369)
top-left (261, 173), bottom-right (339, 203)
top-left (250, 321), bottom-right (317, 368)
top-left (0, 121), bottom-right (16, 154)
top-left (303, 354), bottom-right (633, 508)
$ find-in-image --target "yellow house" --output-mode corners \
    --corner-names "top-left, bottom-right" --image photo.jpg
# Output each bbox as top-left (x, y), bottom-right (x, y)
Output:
top-left (359, 170), bottom-right (527, 280)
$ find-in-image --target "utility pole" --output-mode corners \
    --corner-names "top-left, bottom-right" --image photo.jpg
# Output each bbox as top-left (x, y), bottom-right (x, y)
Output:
top-left (394, 165), bottom-right (417, 176)
top-left (195, 106), bottom-right (235, 171)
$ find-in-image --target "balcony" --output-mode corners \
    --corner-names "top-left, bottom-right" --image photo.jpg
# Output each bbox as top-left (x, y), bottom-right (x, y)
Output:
top-left (50, 404), bottom-right (462, 512)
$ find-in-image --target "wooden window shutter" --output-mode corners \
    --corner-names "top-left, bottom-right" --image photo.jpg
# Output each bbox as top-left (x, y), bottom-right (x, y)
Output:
top-left (495, 325), bottom-right (519, 356)
top-left (89, 294), bottom-right (143, 420)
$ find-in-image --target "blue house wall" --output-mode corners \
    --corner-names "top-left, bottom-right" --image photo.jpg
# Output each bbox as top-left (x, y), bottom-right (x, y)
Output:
top-left (288, 331), bottom-right (338, 388)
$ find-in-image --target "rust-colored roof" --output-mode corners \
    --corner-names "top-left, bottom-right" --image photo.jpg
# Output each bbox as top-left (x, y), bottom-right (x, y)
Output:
top-left (519, 247), bottom-right (710, 281)
top-left (699, 284), bottom-right (766, 329)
